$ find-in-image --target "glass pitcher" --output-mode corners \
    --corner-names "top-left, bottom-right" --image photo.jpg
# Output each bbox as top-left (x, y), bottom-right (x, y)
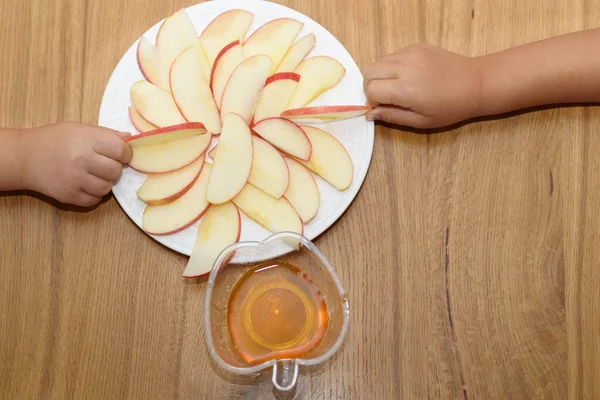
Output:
top-left (204, 231), bottom-right (350, 391)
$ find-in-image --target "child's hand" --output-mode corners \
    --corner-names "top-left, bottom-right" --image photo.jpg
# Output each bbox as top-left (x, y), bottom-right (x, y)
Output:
top-left (363, 44), bottom-right (483, 129)
top-left (21, 122), bottom-right (133, 207)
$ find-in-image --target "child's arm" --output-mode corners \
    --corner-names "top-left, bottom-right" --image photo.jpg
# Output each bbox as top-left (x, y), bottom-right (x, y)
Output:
top-left (0, 123), bottom-right (132, 207)
top-left (363, 28), bottom-right (600, 128)
top-left (0, 129), bottom-right (27, 191)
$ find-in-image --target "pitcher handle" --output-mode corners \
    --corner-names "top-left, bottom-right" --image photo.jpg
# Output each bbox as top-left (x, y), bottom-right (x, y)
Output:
top-left (272, 360), bottom-right (298, 391)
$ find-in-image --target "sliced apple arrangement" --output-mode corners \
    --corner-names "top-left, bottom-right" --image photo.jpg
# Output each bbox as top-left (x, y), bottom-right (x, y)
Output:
top-left (126, 8), bottom-right (371, 277)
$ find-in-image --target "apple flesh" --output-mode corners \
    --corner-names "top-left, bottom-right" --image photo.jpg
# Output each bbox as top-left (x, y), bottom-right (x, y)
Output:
top-left (233, 183), bottom-right (303, 235)
top-left (208, 136), bottom-right (290, 199)
top-left (199, 9), bottom-right (254, 68)
top-left (281, 105), bottom-right (371, 123)
top-left (274, 33), bottom-right (316, 73)
top-left (220, 54), bottom-right (272, 125)
top-left (129, 106), bottom-right (157, 133)
top-left (137, 158), bottom-right (204, 205)
top-left (252, 72), bottom-right (299, 124)
top-left (142, 163), bottom-right (212, 235)
top-left (182, 202), bottom-right (241, 278)
top-left (283, 157), bottom-right (320, 223)
top-left (297, 125), bottom-right (353, 190)
top-left (252, 118), bottom-right (311, 160)
top-left (170, 46), bottom-right (221, 134)
top-left (156, 9), bottom-right (199, 84)
top-left (130, 80), bottom-right (186, 127)
top-left (136, 37), bottom-right (169, 91)
top-left (210, 40), bottom-right (244, 108)
top-left (129, 133), bottom-right (212, 173)
top-left (242, 18), bottom-right (303, 73)
top-left (193, 42), bottom-right (212, 83)
top-left (124, 122), bottom-right (205, 148)
top-left (206, 113), bottom-right (253, 204)
top-left (208, 146), bottom-right (216, 160)
top-left (286, 56), bottom-right (346, 109)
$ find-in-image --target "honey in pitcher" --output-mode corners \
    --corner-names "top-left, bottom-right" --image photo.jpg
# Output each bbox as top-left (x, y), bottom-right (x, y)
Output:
top-left (227, 261), bottom-right (329, 365)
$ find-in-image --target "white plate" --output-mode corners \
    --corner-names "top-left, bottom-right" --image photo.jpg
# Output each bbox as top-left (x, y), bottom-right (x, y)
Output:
top-left (98, 0), bottom-right (374, 258)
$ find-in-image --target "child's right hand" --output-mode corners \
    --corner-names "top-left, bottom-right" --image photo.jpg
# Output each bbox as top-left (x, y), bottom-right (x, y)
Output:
top-left (21, 122), bottom-right (133, 207)
top-left (363, 44), bottom-right (483, 129)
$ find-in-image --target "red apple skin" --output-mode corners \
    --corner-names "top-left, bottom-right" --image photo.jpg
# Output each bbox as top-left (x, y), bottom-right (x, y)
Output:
top-left (124, 122), bottom-right (206, 144)
top-left (252, 117), bottom-right (312, 160)
top-left (182, 208), bottom-right (242, 279)
top-left (209, 40), bottom-right (240, 89)
top-left (265, 72), bottom-right (300, 85)
top-left (281, 105), bottom-right (371, 117)
top-left (141, 162), bottom-right (205, 206)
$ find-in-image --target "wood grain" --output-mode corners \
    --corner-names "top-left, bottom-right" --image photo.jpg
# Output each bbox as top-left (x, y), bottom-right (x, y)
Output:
top-left (1, 0), bottom-right (599, 399)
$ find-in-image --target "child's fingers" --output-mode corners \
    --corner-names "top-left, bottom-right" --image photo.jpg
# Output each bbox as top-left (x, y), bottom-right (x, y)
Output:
top-left (93, 135), bottom-right (133, 164)
top-left (81, 174), bottom-right (113, 197)
top-left (87, 154), bottom-right (123, 181)
top-left (363, 61), bottom-right (400, 85)
top-left (73, 191), bottom-right (103, 207)
top-left (366, 105), bottom-right (430, 128)
top-left (364, 79), bottom-right (402, 108)
top-left (112, 131), bottom-right (131, 139)
top-left (95, 125), bottom-right (131, 140)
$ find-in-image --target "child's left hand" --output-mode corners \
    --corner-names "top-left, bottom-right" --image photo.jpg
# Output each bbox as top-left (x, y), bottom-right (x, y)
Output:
top-left (363, 44), bottom-right (482, 129)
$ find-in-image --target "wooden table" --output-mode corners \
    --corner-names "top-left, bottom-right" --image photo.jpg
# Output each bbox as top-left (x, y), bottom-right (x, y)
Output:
top-left (1, 0), bottom-right (599, 398)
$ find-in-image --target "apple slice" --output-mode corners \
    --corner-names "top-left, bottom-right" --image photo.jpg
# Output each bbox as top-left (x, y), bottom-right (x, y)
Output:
top-left (206, 113), bottom-right (253, 204)
top-left (142, 163), bottom-right (212, 235)
top-left (170, 46), bottom-right (221, 134)
top-left (207, 136), bottom-right (290, 198)
top-left (281, 105), bottom-right (371, 123)
top-left (210, 40), bottom-right (244, 108)
top-left (252, 118), bottom-right (311, 160)
top-left (137, 158), bottom-right (204, 205)
top-left (182, 202), bottom-right (241, 278)
top-left (129, 106), bottom-right (157, 133)
top-left (298, 126), bottom-right (353, 191)
top-left (137, 37), bottom-right (169, 91)
top-left (199, 9), bottom-right (254, 68)
top-left (194, 42), bottom-right (212, 82)
top-left (156, 9), bottom-right (198, 80)
top-left (248, 136), bottom-right (289, 198)
top-left (233, 183), bottom-right (303, 235)
top-left (242, 18), bottom-right (303, 73)
top-left (286, 56), bottom-right (346, 109)
top-left (129, 133), bottom-right (212, 173)
top-left (253, 72), bottom-right (300, 124)
top-left (124, 122), bottom-right (205, 148)
top-left (220, 55), bottom-right (272, 125)
top-left (283, 157), bottom-right (320, 223)
top-left (130, 80), bottom-right (186, 127)
top-left (274, 33), bottom-right (316, 73)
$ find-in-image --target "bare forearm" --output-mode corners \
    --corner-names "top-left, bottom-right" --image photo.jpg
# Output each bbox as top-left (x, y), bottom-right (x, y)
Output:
top-left (475, 28), bottom-right (600, 117)
top-left (0, 128), bottom-right (27, 191)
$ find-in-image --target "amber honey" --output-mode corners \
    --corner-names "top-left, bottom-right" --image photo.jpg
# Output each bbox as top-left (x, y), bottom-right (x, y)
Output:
top-left (227, 261), bottom-right (328, 365)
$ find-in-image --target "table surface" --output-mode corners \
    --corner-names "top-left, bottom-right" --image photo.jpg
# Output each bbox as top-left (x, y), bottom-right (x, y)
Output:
top-left (1, 0), bottom-right (599, 399)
